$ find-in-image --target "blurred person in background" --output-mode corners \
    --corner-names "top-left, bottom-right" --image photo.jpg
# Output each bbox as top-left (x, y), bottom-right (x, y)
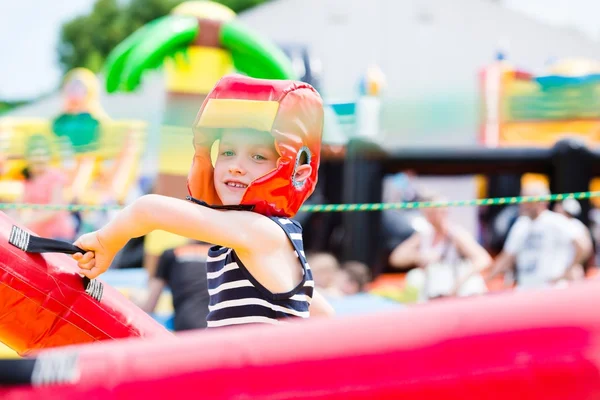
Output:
top-left (553, 198), bottom-right (594, 276)
top-left (335, 261), bottom-right (371, 296)
top-left (381, 171), bottom-right (423, 254)
top-left (388, 192), bottom-right (491, 301)
top-left (589, 207), bottom-right (600, 269)
top-left (0, 130), bottom-right (7, 178)
top-left (327, 259), bottom-right (402, 316)
top-left (306, 252), bottom-right (345, 297)
top-left (0, 152), bottom-right (6, 181)
top-left (487, 183), bottom-right (585, 289)
top-left (13, 134), bottom-right (76, 241)
top-left (0, 127), bottom-right (14, 201)
top-left (139, 240), bottom-right (211, 331)
top-left (0, 125), bottom-right (11, 175)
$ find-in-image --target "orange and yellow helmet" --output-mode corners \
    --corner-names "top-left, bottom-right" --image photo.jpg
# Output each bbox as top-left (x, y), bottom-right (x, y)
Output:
top-left (187, 75), bottom-right (324, 217)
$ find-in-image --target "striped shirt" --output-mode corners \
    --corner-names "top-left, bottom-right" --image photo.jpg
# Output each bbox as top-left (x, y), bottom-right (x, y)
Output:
top-left (206, 217), bottom-right (314, 328)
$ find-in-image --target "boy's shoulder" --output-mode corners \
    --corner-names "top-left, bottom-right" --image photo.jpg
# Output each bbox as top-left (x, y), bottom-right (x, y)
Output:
top-left (267, 216), bottom-right (303, 229)
top-left (235, 212), bottom-right (304, 249)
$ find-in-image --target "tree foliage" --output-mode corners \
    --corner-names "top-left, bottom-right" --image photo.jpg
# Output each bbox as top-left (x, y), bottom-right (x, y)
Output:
top-left (58, 0), bottom-right (270, 74)
top-left (0, 100), bottom-right (28, 115)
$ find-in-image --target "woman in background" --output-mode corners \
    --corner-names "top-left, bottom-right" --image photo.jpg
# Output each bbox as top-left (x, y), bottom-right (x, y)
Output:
top-left (16, 135), bottom-right (76, 241)
top-left (389, 192), bottom-right (492, 301)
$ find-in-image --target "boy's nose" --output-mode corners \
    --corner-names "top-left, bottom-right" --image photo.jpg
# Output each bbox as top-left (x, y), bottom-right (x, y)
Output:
top-left (229, 164), bottom-right (245, 175)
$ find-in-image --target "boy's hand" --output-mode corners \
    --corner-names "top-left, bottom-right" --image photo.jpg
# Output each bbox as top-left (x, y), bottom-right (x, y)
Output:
top-left (73, 231), bottom-right (117, 279)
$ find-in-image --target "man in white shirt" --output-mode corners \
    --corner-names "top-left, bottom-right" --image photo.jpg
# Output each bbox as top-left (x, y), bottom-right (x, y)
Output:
top-left (554, 198), bottom-right (594, 278)
top-left (486, 183), bottom-right (585, 290)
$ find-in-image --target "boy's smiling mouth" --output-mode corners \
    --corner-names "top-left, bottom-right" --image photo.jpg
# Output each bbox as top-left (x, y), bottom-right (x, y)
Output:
top-left (224, 180), bottom-right (248, 189)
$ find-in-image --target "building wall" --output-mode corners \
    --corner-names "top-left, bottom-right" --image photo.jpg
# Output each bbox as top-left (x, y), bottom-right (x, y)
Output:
top-left (240, 0), bottom-right (600, 146)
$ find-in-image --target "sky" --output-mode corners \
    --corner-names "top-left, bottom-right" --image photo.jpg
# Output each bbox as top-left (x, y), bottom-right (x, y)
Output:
top-left (504, 0), bottom-right (600, 39)
top-left (1, 0), bottom-right (600, 101)
top-left (0, 0), bottom-right (96, 100)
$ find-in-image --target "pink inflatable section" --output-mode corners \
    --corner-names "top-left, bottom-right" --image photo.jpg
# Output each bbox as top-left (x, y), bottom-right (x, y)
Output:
top-left (2, 278), bottom-right (599, 399)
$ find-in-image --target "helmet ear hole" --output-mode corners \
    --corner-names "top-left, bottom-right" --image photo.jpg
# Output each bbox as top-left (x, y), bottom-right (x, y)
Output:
top-left (298, 149), bottom-right (309, 166)
top-left (292, 146), bottom-right (311, 189)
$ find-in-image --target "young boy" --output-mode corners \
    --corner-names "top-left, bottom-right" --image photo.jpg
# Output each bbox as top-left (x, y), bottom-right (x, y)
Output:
top-left (73, 75), bottom-right (334, 327)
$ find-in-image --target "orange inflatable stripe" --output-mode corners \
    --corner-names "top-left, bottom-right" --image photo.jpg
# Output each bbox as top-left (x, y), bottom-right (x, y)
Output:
top-left (0, 212), bottom-right (173, 356)
top-left (0, 281), bottom-right (100, 355)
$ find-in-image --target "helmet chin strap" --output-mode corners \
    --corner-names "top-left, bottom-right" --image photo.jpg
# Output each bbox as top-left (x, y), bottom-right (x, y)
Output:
top-left (186, 196), bottom-right (255, 212)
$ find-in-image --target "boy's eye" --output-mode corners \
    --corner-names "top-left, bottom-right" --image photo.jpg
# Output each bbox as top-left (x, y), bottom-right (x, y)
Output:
top-left (221, 150), bottom-right (234, 157)
top-left (253, 154), bottom-right (268, 161)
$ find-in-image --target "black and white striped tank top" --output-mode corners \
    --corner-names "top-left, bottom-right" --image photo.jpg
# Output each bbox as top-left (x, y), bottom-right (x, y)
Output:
top-left (206, 217), bottom-right (314, 328)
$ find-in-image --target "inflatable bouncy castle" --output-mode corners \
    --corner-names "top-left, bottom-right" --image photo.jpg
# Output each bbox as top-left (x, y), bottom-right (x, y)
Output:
top-left (480, 55), bottom-right (600, 149)
top-left (479, 54), bottom-right (600, 205)
top-left (0, 68), bottom-right (147, 207)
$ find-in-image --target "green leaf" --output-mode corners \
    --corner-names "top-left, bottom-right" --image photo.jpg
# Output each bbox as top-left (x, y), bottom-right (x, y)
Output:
top-left (220, 20), bottom-right (296, 80)
top-left (104, 19), bottom-right (161, 92)
top-left (119, 15), bottom-right (199, 92)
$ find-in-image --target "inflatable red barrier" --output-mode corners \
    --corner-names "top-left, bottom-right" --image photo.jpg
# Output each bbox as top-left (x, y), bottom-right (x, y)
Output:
top-left (2, 279), bottom-right (600, 399)
top-left (0, 212), bottom-right (172, 356)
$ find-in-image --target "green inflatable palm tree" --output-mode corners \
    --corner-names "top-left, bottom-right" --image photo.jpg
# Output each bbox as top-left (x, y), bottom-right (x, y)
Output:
top-left (105, 1), bottom-right (297, 93)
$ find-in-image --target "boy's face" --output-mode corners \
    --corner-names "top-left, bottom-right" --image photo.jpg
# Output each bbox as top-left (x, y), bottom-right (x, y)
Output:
top-left (213, 128), bottom-right (278, 205)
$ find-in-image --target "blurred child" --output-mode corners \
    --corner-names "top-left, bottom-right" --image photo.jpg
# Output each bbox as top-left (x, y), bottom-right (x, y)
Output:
top-left (336, 261), bottom-right (371, 296)
top-left (17, 135), bottom-right (76, 241)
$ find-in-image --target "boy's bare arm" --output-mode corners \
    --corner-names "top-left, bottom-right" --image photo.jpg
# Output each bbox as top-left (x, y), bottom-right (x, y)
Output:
top-left (75, 194), bottom-right (282, 278)
top-left (102, 194), bottom-right (278, 249)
